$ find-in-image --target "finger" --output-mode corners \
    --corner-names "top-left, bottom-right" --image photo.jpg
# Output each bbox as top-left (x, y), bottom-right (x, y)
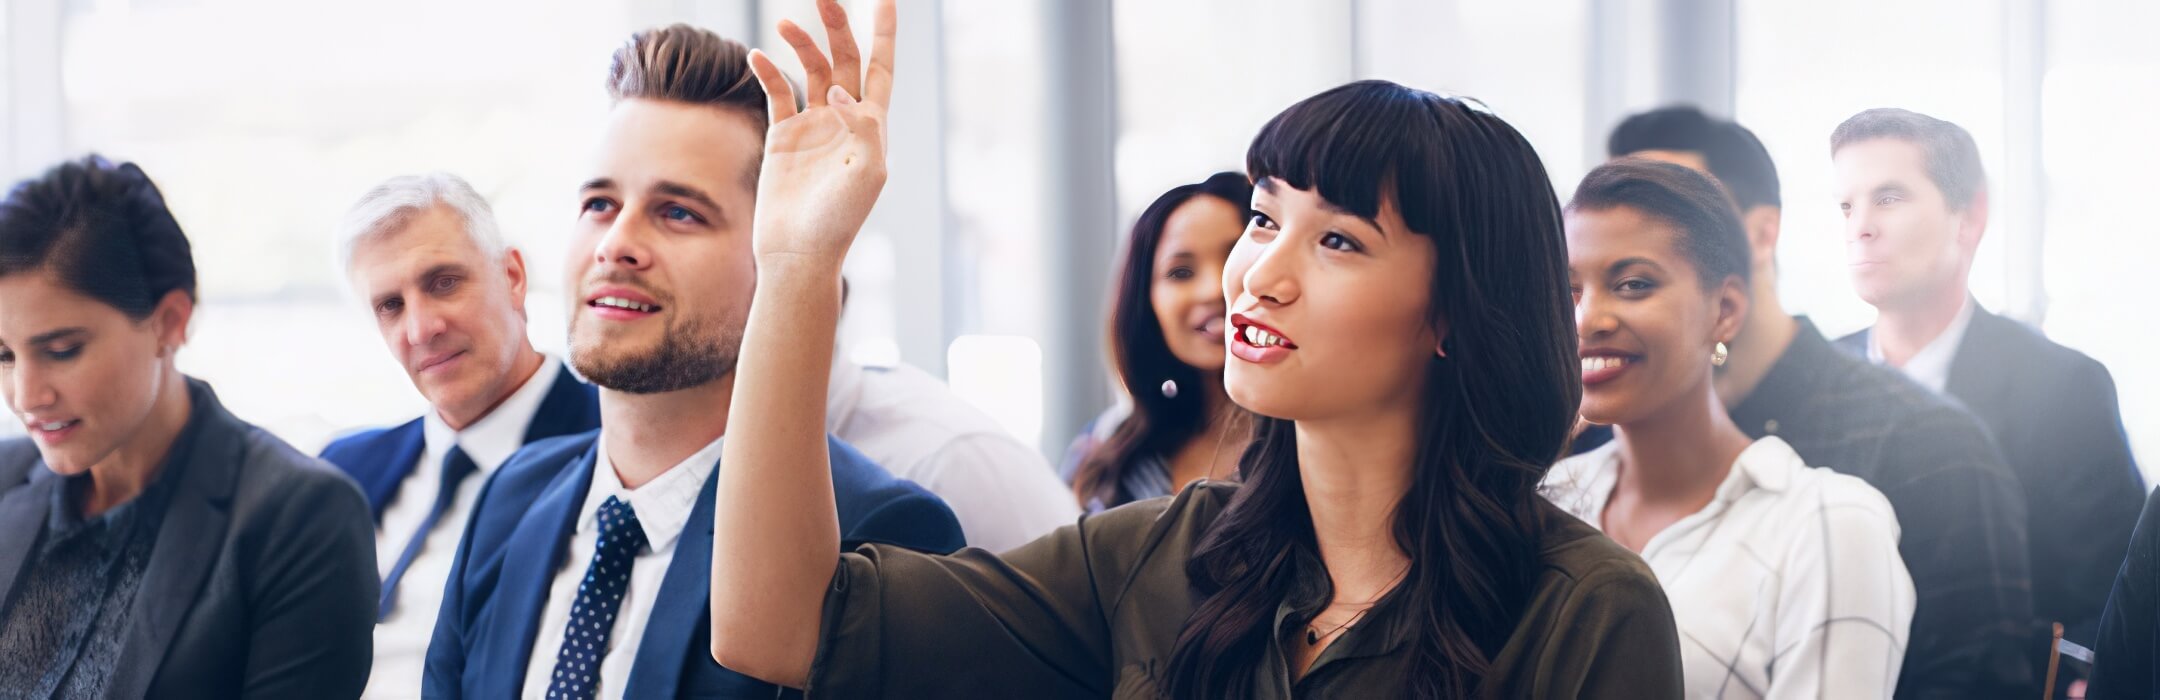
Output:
top-left (827, 86), bottom-right (886, 146)
top-left (863, 0), bottom-right (897, 106)
top-left (776, 19), bottom-right (833, 108)
top-left (747, 49), bottom-right (798, 122)
top-left (818, 0), bottom-right (864, 99)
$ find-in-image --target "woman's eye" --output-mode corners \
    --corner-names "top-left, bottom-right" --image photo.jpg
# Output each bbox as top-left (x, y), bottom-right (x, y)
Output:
top-left (0, 351), bottom-right (14, 365)
top-left (1617, 279), bottom-right (1655, 293)
top-left (1166, 266), bottom-right (1195, 281)
top-left (1320, 232), bottom-right (1361, 253)
top-left (47, 345), bottom-right (81, 361)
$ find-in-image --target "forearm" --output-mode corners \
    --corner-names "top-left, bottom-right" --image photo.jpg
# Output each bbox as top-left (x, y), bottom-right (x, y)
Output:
top-left (710, 256), bottom-right (847, 685)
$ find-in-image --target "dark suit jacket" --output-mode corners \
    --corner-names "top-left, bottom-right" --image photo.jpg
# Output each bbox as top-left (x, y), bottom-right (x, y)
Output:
top-left (424, 430), bottom-right (964, 699)
top-left (320, 363), bottom-right (601, 521)
top-left (0, 378), bottom-right (377, 699)
top-left (2092, 484), bottom-right (2160, 699)
top-left (1842, 306), bottom-right (2146, 637)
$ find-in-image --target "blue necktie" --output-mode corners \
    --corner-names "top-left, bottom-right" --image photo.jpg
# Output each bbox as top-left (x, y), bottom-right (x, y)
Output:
top-left (378, 445), bottom-right (478, 620)
top-left (546, 496), bottom-right (647, 700)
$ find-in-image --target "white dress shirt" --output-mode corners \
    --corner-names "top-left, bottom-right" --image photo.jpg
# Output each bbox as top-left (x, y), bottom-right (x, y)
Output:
top-left (826, 355), bottom-right (1079, 552)
top-left (517, 431), bottom-right (721, 700)
top-left (365, 356), bottom-right (564, 700)
top-left (1543, 437), bottom-right (1916, 699)
top-left (1867, 297), bottom-right (1975, 393)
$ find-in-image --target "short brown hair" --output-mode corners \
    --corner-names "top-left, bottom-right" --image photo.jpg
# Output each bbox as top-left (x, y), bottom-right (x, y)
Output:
top-left (1831, 108), bottom-right (1987, 211)
top-left (607, 24), bottom-right (768, 124)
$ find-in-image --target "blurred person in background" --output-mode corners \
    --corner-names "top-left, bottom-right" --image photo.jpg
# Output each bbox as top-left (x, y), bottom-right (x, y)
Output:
top-left (1061, 172), bottom-right (1253, 512)
top-left (1830, 108), bottom-right (2145, 660)
top-left (321, 172), bottom-right (600, 698)
top-left (0, 156), bottom-right (376, 698)
top-left (1594, 105), bottom-right (2037, 698)
top-left (1547, 159), bottom-right (1913, 698)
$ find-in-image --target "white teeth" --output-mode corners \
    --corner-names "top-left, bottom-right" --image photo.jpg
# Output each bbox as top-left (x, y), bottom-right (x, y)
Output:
top-left (35, 421), bottom-right (68, 431)
top-left (594, 296), bottom-right (655, 313)
top-left (1581, 356), bottom-right (1630, 372)
top-left (1241, 326), bottom-right (1286, 348)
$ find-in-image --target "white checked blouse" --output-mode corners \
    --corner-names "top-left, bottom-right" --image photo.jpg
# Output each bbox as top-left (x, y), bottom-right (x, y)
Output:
top-left (1543, 436), bottom-right (1916, 699)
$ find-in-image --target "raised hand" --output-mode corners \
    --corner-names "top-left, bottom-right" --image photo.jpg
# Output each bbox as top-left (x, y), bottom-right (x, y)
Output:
top-left (745, 0), bottom-right (895, 267)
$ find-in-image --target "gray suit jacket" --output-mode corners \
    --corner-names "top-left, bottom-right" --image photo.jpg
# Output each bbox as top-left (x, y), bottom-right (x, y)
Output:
top-left (0, 378), bottom-right (377, 699)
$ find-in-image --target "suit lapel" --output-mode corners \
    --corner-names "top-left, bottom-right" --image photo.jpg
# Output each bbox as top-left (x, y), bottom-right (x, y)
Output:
top-left (482, 443), bottom-right (597, 695)
top-left (0, 466), bottom-right (56, 610)
top-left (112, 381), bottom-right (243, 700)
top-left (364, 420), bottom-right (427, 521)
top-left (624, 464), bottom-right (721, 697)
top-left (523, 365), bottom-right (600, 445)
top-left (1944, 306), bottom-right (2016, 411)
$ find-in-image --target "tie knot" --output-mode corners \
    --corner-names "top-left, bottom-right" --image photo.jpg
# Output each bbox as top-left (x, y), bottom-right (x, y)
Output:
top-left (594, 496), bottom-right (647, 554)
top-left (442, 445), bottom-right (480, 484)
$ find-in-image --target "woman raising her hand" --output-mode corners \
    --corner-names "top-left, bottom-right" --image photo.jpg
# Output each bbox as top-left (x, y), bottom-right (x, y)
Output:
top-left (708, 1), bottom-right (1685, 697)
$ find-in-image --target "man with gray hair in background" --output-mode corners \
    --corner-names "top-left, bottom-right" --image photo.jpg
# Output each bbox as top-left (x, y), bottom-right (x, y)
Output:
top-left (318, 172), bottom-right (600, 698)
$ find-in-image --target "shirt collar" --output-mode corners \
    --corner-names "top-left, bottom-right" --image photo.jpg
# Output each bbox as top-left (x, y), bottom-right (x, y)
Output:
top-left (1867, 297), bottom-right (1975, 392)
top-left (422, 355), bottom-right (563, 474)
top-left (1547, 435), bottom-right (1801, 524)
top-left (579, 430), bottom-right (724, 553)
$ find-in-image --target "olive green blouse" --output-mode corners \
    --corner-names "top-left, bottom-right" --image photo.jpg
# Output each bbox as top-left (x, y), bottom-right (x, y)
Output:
top-left (805, 482), bottom-right (1683, 698)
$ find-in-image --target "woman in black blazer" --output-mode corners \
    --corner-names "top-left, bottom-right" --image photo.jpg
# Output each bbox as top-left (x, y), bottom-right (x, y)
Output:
top-left (0, 156), bottom-right (375, 698)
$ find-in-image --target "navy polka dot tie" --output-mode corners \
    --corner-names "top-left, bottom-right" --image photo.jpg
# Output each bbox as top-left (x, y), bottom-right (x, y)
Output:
top-left (546, 496), bottom-right (646, 700)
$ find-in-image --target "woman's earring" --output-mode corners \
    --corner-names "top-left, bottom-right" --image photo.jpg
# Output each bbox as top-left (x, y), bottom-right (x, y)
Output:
top-left (1160, 379), bottom-right (1179, 399)
top-left (1711, 341), bottom-right (1730, 368)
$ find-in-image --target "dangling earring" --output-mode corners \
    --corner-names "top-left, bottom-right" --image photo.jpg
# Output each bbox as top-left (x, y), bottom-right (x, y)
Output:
top-left (1711, 341), bottom-right (1729, 367)
top-left (1160, 379), bottom-right (1179, 399)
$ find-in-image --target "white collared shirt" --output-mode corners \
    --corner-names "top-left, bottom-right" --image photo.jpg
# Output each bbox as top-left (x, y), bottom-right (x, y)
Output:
top-left (517, 430), bottom-right (722, 700)
top-left (1543, 437), bottom-right (1916, 699)
top-left (366, 355), bottom-right (564, 700)
top-left (826, 354), bottom-right (1079, 552)
top-left (1868, 297), bottom-right (1975, 393)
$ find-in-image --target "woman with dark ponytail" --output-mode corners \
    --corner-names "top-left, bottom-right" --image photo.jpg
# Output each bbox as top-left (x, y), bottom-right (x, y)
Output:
top-left (0, 156), bottom-right (375, 698)
top-left (704, 2), bottom-right (1683, 696)
top-left (1062, 172), bottom-right (1253, 511)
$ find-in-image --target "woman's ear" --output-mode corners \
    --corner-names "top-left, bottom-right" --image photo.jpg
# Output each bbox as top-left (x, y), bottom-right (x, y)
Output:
top-left (1432, 318), bottom-right (1452, 359)
top-left (1714, 275), bottom-right (1750, 345)
top-left (150, 289), bottom-right (195, 357)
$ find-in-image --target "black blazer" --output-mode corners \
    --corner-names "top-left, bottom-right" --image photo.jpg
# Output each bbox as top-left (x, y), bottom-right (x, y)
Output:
top-left (1842, 305), bottom-right (2146, 636)
top-left (0, 378), bottom-right (377, 699)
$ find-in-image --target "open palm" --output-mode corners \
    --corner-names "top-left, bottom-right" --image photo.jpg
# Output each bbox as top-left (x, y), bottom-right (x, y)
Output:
top-left (747, 0), bottom-right (896, 265)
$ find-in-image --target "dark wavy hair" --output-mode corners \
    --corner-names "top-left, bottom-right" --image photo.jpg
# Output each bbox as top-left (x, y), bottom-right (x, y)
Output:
top-left (1071, 172), bottom-right (1254, 508)
top-left (1161, 81), bottom-right (1581, 699)
top-left (0, 155), bottom-right (197, 319)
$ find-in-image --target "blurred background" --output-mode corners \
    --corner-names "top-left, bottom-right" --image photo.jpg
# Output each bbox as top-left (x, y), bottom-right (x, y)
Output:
top-left (2, 0), bottom-right (2155, 484)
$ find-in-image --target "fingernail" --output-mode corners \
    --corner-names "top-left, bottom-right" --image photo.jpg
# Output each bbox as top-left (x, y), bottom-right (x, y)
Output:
top-left (829, 85), bottom-right (855, 105)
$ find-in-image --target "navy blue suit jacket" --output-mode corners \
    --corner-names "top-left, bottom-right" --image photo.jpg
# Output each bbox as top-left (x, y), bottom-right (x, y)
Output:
top-left (422, 430), bottom-right (963, 698)
top-left (320, 365), bottom-right (600, 521)
top-left (1841, 306), bottom-right (2145, 639)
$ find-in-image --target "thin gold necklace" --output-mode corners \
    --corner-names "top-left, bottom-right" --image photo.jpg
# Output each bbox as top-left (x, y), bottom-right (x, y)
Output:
top-left (1305, 564), bottom-right (1411, 646)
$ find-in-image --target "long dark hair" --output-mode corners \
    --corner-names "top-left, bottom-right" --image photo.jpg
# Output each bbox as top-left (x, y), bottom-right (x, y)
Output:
top-left (1072, 172), bottom-right (1254, 507)
top-left (1161, 81), bottom-right (1581, 699)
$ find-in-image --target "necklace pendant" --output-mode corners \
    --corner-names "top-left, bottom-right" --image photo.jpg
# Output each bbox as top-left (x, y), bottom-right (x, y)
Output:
top-left (1305, 629), bottom-right (1320, 646)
